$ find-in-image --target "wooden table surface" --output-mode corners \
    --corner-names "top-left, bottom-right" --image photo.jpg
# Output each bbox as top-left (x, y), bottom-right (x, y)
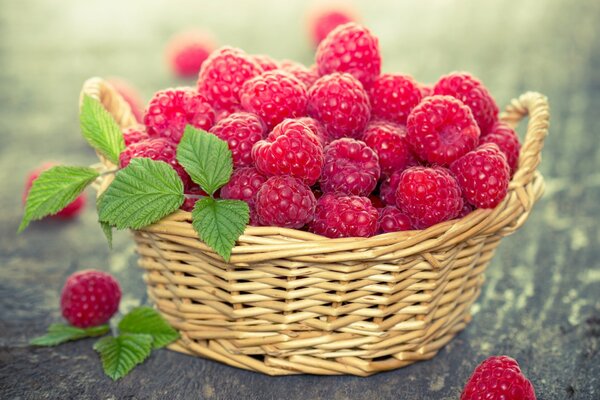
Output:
top-left (1, 0), bottom-right (599, 399)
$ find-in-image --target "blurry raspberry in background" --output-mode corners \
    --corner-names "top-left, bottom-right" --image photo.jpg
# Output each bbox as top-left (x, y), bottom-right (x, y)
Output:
top-left (165, 29), bottom-right (216, 78)
top-left (107, 77), bottom-right (144, 123)
top-left (306, 2), bottom-right (358, 46)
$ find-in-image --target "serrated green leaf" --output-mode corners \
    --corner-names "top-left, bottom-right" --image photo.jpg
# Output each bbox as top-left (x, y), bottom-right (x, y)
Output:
top-left (176, 126), bottom-right (233, 196)
top-left (94, 333), bottom-right (153, 380)
top-left (192, 198), bottom-right (249, 261)
top-left (118, 306), bottom-right (179, 349)
top-left (97, 158), bottom-right (185, 230)
top-left (80, 95), bottom-right (125, 164)
top-left (19, 166), bottom-right (99, 232)
top-left (100, 221), bottom-right (114, 249)
top-left (30, 323), bottom-right (109, 346)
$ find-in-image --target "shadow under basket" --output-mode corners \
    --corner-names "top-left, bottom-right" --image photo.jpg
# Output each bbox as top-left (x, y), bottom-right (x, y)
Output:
top-left (82, 78), bottom-right (549, 376)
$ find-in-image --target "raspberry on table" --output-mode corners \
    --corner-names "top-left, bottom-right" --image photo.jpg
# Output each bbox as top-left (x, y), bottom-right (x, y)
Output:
top-left (220, 167), bottom-right (267, 225)
top-left (143, 87), bottom-right (215, 143)
top-left (369, 74), bottom-right (422, 125)
top-left (309, 193), bottom-right (378, 238)
top-left (252, 119), bottom-right (323, 186)
top-left (315, 22), bottom-right (381, 87)
top-left (406, 95), bottom-right (480, 165)
top-left (255, 176), bottom-right (316, 228)
top-left (279, 59), bottom-right (320, 89)
top-left (450, 143), bottom-right (510, 209)
top-left (295, 116), bottom-right (329, 146)
top-left (122, 125), bottom-right (150, 147)
top-left (362, 121), bottom-right (414, 175)
top-left (307, 72), bottom-right (371, 140)
top-left (197, 46), bottom-right (263, 112)
top-left (209, 112), bottom-right (266, 168)
top-left (320, 138), bottom-right (380, 196)
top-left (181, 184), bottom-right (207, 212)
top-left (395, 166), bottom-right (463, 229)
top-left (379, 169), bottom-right (403, 206)
top-left (240, 70), bottom-right (308, 130)
top-left (461, 356), bottom-right (536, 400)
top-left (480, 121), bottom-right (521, 175)
top-left (108, 77), bottom-right (144, 123)
top-left (251, 54), bottom-right (279, 71)
top-left (433, 72), bottom-right (499, 135)
top-left (60, 270), bottom-right (121, 328)
top-left (378, 206), bottom-right (413, 233)
top-left (307, 5), bottom-right (356, 46)
top-left (165, 30), bottom-right (216, 78)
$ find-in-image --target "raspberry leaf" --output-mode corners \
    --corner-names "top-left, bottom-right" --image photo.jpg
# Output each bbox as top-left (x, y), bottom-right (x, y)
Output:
top-left (118, 306), bottom-right (179, 349)
top-left (93, 333), bottom-right (153, 381)
top-left (176, 126), bottom-right (233, 196)
top-left (97, 158), bottom-right (185, 230)
top-left (80, 94), bottom-right (126, 164)
top-left (18, 166), bottom-right (99, 232)
top-left (30, 323), bottom-right (109, 346)
top-left (96, 192), bottom-right (113, 249)
top-left (191, 197), bottom-right (249, 261)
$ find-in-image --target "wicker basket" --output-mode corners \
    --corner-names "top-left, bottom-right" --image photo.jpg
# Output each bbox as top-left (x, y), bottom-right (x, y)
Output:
top-left (82, 77), bottom-right (549, 376)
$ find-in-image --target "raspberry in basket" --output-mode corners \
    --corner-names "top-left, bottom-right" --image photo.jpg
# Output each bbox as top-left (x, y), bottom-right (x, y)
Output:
top-left (379, 169), bottom-right (403, 206)
top-left (240, 70), bottom-right (308, 130)
top-left (406, 95), bottom-right (480, 165)
top-left (122, 125), bottom-right (150, 147)
top-left (461, 356), bottom-right (536, 400)
top-left (181, 184), bottom-right (207, 212)
top-left (143, 88), bottom-right (215, 143)
top-left (396, 166), bottom-right (463, 229)
top-left (362, 121), bottom-right (414, 175)
top-left (307, 72), bottom-right (371, 140)
top-left (220, 167), bottom-right (267, 225)
top-left (295, 116), bottom-right (329, 146)
top-left (250, 54), bottom-right (279, 71)
top-left (209, 112), bottom-right (266, 168)
top-left (255, 176), bottom-right (316, 228)
top-left (165, 30), bottom-right (216, 78)
top-left (369, 74), bottom-right (422, 125)
top-left (321, 138), bottom-right (380, 196)
top-left (60, 270), bottom-right (121, 328)
top-left (316, 22), bottom-right (381, 87)
top-left (377, 206), bottom-right (413, 233)
top-left (480, 121), bottom-right (521, 175)
top-left (252, 119), bottom-right (323, 186)
top-left (279, 59), bottom-right (319, 89)
top-left (310, 193), bottom-right (378, 238)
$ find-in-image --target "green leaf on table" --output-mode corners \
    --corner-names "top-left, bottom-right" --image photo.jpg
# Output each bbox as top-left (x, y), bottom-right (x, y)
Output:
top-left (176, 126), bottom-right (233, 196)
top-left (30, 323), bottom-right (109, 346)
top-left (80, 94), bottom-right (125, 164)
top-left (191, 197), bottom-right (249, 262)
top-left (118, 306), bottom-right (179, 349)
top-left (18, 166), bottom-right (99, 232)
top-left (97, 158), bottom-right (185, 230)
top-left (93, 333), bottom-right (153, 381)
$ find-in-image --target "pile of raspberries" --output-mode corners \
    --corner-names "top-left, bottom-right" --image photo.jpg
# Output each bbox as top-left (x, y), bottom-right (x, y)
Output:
top-left (119, 22), bottom-right (521, 239)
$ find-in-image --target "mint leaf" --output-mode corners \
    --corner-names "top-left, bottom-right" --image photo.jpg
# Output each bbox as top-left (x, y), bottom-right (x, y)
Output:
top-left (19, 166), bottom-right (99, 232)
top-left (118, 306), bottom-right (179, 349)
top-left (97, 158), bottom-right (185, 230)
top-left (94, 333), bottom-right (153, 380)
top-left (176, 126), bottom-right (233, 196)
top-left (192, 198), bottom-right (249, 261)
top-left (30, 323), bottom-right (109, 346)
top-left (80, 95), bottom-right (125, 164)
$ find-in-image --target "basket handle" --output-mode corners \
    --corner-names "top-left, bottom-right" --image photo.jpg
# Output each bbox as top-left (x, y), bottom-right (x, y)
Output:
top-left (80, 77), bottom-right (138, 130)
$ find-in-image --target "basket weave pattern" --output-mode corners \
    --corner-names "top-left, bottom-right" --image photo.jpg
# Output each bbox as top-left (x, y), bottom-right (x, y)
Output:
top-left (83, 78), bottom-right (549, 376)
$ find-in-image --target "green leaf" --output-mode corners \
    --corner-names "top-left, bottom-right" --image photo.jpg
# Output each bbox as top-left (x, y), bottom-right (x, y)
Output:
top-left (97, 158), bottom-right (185, 230)
top-left (30, 323), bottom-right (109, 346)
top-left (19, 166), bottom-right (99, 232)
top-left (100, 221), bottom-right (114, 249)
top-left (94, 333), bottom-right (153, 381)
top-left (80, 95), bottom-right (125, 164)
top-left (118, 306), bottom-right (179, 349)
top-left (176, 126), bottom-right (233, 196)
top-left (192, 198), bottom-right (249, 261)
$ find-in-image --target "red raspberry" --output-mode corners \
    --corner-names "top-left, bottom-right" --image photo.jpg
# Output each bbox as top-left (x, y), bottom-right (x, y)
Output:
top-left (209, 112), bottom-right (266, 168)
top-left (250, 54), bottom-right (279, 71)
top-left (255, 176), bottom-right (316, 228)
top-left (143, 88), bottom-right (215, 143)
top-left (480, 121), bottom-right (521, 175)
top-left (362, 121), bottom-right (414, 175)
top-left (108, 78), bottom-right (144, 123)
top-left (379, 170), bottom-right (403, 206)
top-left (165, 30), bottom-right (216, 78)
top-left (181, 184), bottom-right (207, 212)
top-left (433, 72), bottom-right (499, 135)
top-left (459, 201), bottom-right (474, 218)
top-left (369, 194), bottom-right (385, 209)
top-left (122, 125), bottom-right (150, 147)
top-left (308, 6), bottom-right (356, 46)
top-left (307, 72), bottom-right (371, 140)
top-left (252, 119), bottom-right (323, 185)
top-left (119, 138), bottom-right (191, 188)
top-left (309, 193), bottom-right (378, 238)
top-left (321, 138), bottom-right (380, 196)
top-left (295, 116), bottom-right (329, 146)
top-left (60, 270), bottom-right (121, 328)
top-left (197, 46), bottom-right (263, 111)
top-left (369, 74), bottom-right (422, 125)
top-left (461, 356), bottom-right (536, 400)
top-left (406, 95), bottom-right (480, 165)
top-left (450, 143), bottom-right (510, 209)
top-left (23, 163), bottom-right (86, 219)
top-left (240, 71), bottom-right (308, 130)
top-left (419, 83), bottom-right (433, 98)
top-left (396, 166), bottom-right (463, 229)
top-left (220, 167), bottom-right (267, 225)
top-left (315, 23), bottom-right (381, 87)
top-left (378, 206), bottom-right (413, 233)
top-left (279, 60), bottom-right (319, 89)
